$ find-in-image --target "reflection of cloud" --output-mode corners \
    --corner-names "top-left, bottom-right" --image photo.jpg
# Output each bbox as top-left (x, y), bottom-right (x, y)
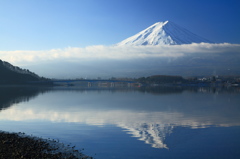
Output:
top-left (1, 106), bottom-right (240, 149)
top-left (0, 43), bottom-right (240, 65)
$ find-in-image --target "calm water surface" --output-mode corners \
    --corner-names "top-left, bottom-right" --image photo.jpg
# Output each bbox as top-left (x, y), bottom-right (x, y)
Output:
top-left (0, 86), bottom-right (240, 159)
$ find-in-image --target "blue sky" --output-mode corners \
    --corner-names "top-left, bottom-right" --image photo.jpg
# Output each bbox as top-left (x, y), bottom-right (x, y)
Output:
top-left (0, 0), bottom-right (240, 51)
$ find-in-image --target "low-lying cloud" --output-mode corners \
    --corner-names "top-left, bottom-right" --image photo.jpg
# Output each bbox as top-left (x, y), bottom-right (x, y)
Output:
top-left (1, 43), bottom-right (240, 78)
top-left (0, 43), bottom-right (240, 65)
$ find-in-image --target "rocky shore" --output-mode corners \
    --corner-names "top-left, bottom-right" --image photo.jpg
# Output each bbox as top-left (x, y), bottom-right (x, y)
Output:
top-left (0, 131), bottom-right (91, 159)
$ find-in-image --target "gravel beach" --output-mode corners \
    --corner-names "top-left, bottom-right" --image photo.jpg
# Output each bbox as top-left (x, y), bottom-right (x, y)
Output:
top-left (0, 131), bottom-right (91, 159)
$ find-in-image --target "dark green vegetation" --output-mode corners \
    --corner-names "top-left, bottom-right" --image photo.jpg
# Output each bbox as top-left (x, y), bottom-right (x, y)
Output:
top-left (136, 75), bottom-right (240, 87)
top-left (137, 75), bottom-right (186, 84)
top-left (0, 59), bottom-right (48, 84)
top-left (0, 131), bottom-right (91, 159)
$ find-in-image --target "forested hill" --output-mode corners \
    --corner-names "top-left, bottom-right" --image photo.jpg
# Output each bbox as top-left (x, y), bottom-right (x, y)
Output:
top-left (0, 59), bottom-right (45, 84)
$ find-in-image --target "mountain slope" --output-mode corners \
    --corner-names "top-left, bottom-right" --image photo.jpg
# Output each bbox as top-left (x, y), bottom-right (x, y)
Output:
top-left (117, 21), bottom-right (212, 46)
top-left (0, 59), bottom-right (42, 84)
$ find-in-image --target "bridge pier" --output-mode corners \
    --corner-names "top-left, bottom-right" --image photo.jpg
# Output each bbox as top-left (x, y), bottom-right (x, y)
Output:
top-left (88, 82), bottom-right (92, 87)
top-left (111, 82), bottom-right (115, 87)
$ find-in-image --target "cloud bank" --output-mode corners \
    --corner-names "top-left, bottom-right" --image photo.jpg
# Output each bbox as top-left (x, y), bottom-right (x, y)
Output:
top-left (1, 43), bottom-right (240, 78)
top-left (0, 43), bottom-right (240, 65)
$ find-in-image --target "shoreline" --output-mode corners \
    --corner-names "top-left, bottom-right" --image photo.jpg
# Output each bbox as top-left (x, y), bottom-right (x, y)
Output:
top-left (0, 131), bottom-right (91, 159)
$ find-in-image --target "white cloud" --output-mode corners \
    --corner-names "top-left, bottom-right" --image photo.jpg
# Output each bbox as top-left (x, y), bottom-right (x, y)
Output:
top-left (0, 43), bottom-right (240, 65)
top-left (1, 43), bottom-right (240, 78)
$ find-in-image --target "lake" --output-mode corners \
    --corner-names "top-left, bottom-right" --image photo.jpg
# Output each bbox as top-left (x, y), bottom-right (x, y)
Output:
top-left (0, 86), bottom-right (240, 159)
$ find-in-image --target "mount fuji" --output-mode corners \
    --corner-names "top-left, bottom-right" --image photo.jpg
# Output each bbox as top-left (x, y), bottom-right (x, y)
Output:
top-left (20, 21), bottom-right (239, 78)
top-left (117, 21), bottom-right (212, 46)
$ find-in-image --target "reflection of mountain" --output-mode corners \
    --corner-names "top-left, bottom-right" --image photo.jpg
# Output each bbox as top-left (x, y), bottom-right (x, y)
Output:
top-left (53, 85), bottom-right (239, 95)
top-left (138, 86), bottom-right (184, 95)
top-left (0, 87), bottom-right (240, 149)
top-left (120, 123), bottom-right (173, 149)
top-left (0, 86), bottom-right (49, 110)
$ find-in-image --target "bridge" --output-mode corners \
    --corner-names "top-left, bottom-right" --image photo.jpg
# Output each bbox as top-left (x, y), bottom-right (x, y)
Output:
top-left (30, 79), bottom-right (142, 87)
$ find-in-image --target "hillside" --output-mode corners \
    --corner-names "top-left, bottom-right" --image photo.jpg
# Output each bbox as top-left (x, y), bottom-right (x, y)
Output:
top-left (0, 59), bottom-right (43, 84)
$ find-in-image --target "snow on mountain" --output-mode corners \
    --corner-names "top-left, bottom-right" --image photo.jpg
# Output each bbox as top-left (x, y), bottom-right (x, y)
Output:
top-left (119, 123), bottom-right (173, 149)
top-left (117, 21), bottom-right (212, 46)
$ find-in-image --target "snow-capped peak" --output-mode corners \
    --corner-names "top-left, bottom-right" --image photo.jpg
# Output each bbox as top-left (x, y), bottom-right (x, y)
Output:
top-left (116, 20), bottom-right (212, 46)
